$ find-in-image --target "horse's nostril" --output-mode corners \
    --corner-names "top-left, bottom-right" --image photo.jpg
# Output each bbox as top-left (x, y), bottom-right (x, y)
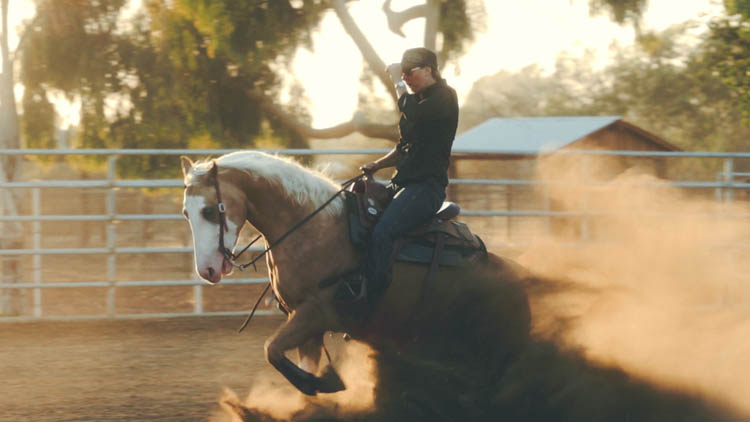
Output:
top-left (207, 267), bottom-right (215, 277)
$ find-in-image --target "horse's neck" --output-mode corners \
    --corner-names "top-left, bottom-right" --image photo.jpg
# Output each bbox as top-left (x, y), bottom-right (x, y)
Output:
top-left (232, 169), bottom-right (331, 242)
top-left (231, 168), bottom-right (357, 295)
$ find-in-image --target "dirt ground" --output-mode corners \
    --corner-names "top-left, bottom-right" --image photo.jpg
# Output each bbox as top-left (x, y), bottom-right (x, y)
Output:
top-left (0, 315), bottom-right (288, 422)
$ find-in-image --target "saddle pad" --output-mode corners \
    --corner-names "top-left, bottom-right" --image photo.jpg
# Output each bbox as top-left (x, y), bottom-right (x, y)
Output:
top-left (395, 239), bottom-right (486, 267)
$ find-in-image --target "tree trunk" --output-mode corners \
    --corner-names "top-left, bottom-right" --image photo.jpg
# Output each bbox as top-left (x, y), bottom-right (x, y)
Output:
top-left (247, 87), bottom-right (399, 142)
top-left (333, 0), bottom-right (397, 102)
top-left (1, 0), bottom-right (24, 316)
top-left (423, 0), bottom-right (439, 51)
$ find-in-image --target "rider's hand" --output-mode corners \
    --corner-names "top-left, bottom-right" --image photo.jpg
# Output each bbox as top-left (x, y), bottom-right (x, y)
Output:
top-left (385, 63), bottom-right (402, 83)
top-left (360, 162), bottom-right (379, 174)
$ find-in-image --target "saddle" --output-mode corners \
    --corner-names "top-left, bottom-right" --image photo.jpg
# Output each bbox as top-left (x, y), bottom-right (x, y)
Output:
top-left (345, 176), bottom-right (487, 268)
top-left (323, 176), bottom-right (487, 320)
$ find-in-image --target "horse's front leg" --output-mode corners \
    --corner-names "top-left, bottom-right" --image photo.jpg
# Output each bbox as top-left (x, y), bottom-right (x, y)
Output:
top-left (298, 334), bottom-right (346, 394)
top-left (297, 335), bottom-right (322, 374)
top-left (265, 301), bottom-right (345, 395)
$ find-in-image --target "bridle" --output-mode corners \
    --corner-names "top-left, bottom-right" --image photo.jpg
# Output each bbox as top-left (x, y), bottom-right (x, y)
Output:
top-left (208, 162), bottom-right (261, 271)
top-left (206, 161), bottom-right (365, 331)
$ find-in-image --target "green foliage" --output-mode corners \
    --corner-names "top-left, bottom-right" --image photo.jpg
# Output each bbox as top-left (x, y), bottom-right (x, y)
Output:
top-left (438, 0), bottom-right (485, 64)
top-left (725, 0), bottom-right (750, 18)
top-left (589, 0), bottom-right (647, 27)
top-left (460, 51), bottom-right (608, 131)
top-left (17, 0), bottom-right (494, 177)
top-left (21, 87), bottom-right (55, 150)
top-left (704, 15), bottom-right (750, 124)
top-left (461, 24), bottom-right (750, 178)
top-left (20, 0), bottom-right (329, 177)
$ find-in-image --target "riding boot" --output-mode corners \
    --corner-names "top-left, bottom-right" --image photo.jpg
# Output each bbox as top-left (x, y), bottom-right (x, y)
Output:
top-left (333, 271), bottom-right (371, 320)
top-left (365, 270), bottom-right (390, 307)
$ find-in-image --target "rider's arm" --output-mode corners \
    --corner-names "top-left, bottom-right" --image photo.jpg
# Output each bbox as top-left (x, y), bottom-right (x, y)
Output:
top-left (385, 63), bottom-right (407, 96)
top-left (361, 146), bottom-right (403, 173)
top-left (395, 80), bottom-right (408, 98)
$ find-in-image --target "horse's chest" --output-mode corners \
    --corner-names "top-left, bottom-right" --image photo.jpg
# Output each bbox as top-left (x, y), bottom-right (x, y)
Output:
top-left (266, 257), bottom-right (310, 310)
top-left (266, 229), bottom-right (356, 309)
top-left (268, 254), bottom-right (339, 310)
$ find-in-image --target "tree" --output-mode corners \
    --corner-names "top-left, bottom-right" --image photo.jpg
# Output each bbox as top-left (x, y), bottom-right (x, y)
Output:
top-left (17, 0), bottom-right (484, 177)
top-left (724, 0), bottom-right (750, 18)
top-left (585, 0), bottom-right (750, 123)
top-left (460, 23), bottom-right (750, 177)
top-left (589, 0), bottom-right (648, 36)
top-left (703, 5), bottom-right (750, 123)
top-left (459, 51), bottom-right (608, 131)
top-left (1, 0), bottom-right (27, 315)
top-left (0, 0), bottom-right (19, 164)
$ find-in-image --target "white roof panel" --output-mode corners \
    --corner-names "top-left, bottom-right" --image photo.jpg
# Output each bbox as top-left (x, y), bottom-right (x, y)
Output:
top-left (452, 116), bottom-right (622, 154)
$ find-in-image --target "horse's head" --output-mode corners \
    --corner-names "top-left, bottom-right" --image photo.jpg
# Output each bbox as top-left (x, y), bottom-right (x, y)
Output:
top-left (181, 156), bottom-right (246, 284)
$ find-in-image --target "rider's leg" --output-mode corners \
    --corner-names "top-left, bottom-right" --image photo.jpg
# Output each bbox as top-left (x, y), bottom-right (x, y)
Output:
top-left (366, 181), bottom-right (445, 303)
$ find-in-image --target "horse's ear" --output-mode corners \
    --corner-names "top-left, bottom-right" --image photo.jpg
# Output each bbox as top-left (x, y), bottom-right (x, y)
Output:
top-left (180, 156), bottom-right (194, 177)
top-left (208, 159), bottom-right (223, 180)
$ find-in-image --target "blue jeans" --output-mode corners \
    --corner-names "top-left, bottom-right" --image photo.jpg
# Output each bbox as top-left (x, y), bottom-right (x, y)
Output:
top-left (366, 181), bottom-right (446, 299)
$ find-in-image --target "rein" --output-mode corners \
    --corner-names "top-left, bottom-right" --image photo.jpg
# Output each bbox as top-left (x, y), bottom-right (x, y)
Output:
top-left (207, 162), bottom-right (365, 332)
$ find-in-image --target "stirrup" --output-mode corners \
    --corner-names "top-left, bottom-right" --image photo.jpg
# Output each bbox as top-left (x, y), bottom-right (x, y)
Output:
top-left (333, 273), bottom-right (372, 321)
top-left (335, 275), bottom-right (368, 303)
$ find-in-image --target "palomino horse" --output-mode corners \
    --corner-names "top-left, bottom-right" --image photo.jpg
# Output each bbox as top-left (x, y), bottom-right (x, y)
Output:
top-left (181, 151), bottom-right (531, 396)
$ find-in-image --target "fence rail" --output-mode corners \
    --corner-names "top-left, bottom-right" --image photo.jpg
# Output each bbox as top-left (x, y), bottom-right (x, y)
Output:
top-left (1, 148), bottom-right (748, 321)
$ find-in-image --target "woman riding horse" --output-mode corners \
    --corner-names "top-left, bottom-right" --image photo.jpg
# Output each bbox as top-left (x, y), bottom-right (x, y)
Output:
top-left (357, 47), bottom-right (459, 311)
top-left (181, 150), bottom-right (531, 397)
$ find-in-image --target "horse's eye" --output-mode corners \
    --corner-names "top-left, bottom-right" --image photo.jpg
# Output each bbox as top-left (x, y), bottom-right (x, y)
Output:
top-left (201, 206), bottom-right (218, 222)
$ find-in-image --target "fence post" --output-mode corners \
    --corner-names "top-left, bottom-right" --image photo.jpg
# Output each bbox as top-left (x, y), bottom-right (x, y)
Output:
top-left (193, 284), bottom-right (203, 315)
top-left (723, 157), bottom-right (734, 203)
top-left (33, 188), bottom-right (42, 317)
top-left (106, 156), bottom-right (118, 317)
top-left (0, 163), bottom-right (23, 316)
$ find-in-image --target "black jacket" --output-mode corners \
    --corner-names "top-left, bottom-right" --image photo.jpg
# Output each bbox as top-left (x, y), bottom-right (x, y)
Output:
top-left (392, 79), bottom-right (459, 188)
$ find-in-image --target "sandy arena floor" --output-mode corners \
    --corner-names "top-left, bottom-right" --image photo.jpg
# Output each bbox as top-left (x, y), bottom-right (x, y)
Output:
top-left (1, 315), bottom-right (287, 422)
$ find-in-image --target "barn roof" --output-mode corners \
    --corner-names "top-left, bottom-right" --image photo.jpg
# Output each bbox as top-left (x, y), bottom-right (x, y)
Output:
top-left (452, 116), bottom-right (679, 154)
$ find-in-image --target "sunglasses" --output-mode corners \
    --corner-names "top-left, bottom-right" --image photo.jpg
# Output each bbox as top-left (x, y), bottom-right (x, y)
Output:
top-left (402, 66), bottom-right (422, 77)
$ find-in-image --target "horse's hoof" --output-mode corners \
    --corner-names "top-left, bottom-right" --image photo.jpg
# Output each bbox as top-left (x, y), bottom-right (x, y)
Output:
top-left (317, 366), bottom-right (346, 394)
top-left (297, 381), bottom-right (319, 396)
top-left (291, 372), bottom-right (320, 396)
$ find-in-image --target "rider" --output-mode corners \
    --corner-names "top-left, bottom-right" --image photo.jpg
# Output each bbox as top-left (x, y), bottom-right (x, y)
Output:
top-left (358, 47), bottom-right (459, 308)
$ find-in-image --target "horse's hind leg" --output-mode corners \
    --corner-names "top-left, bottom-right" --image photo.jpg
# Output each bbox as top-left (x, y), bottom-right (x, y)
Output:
top-left (265, 301), bottom-right (345, 396)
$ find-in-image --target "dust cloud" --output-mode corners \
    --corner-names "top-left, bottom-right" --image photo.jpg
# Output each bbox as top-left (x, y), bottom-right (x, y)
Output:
top-left (211, 339), bottom-right (377, 422)
top-left (520, 154), bottom-right (750, 414)
top-left (213, 155), bottom-right (749, 421)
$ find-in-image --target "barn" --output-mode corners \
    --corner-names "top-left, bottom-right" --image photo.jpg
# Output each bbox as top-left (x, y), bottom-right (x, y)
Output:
top-left (448, 116), bottom-right (681, 244)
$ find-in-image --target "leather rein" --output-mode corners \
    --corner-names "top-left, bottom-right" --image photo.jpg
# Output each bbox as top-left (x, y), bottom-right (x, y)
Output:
top-left (207, 161), bottom-right (364, 332)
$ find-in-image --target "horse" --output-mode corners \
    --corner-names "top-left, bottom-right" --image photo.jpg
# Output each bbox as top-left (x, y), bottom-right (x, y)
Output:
top-left (180, 151), bottom-right (532, 397)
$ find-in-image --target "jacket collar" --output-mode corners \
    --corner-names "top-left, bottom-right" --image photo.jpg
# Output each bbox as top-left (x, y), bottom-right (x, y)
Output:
top-left (418, 78), bottom-right (446, 99)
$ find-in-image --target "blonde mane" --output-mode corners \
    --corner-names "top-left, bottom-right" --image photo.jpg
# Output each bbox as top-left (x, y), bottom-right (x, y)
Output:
top-left (190, 151), bottom-right (345, 216)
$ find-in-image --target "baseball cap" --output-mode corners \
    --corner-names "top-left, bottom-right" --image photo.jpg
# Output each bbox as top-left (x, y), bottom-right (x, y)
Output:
top-left (400, 47), bottom-right (438, 72)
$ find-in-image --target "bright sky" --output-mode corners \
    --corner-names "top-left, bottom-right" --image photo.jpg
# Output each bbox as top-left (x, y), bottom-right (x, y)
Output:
top-left (6, 0), bottom-right (723, 130)
top-left (293, 0), bottom-right (723, 127)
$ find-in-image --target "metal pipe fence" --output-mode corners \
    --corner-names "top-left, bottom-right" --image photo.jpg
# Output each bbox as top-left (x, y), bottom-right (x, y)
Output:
top-left (0, 148), bottom-right (748, 321)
